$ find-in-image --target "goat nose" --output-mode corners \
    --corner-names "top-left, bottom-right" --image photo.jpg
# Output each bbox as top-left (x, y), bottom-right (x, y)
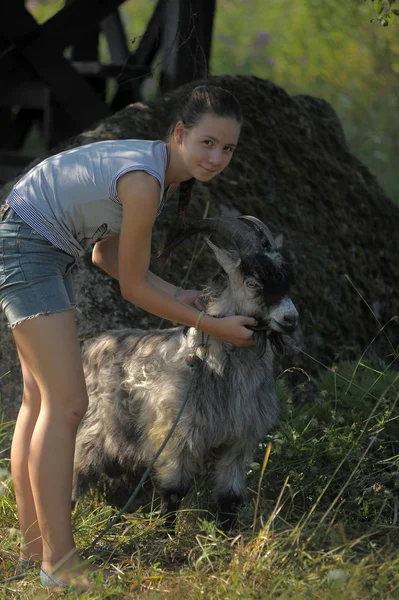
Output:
top-left (282, 313), bottom-right (298, 332)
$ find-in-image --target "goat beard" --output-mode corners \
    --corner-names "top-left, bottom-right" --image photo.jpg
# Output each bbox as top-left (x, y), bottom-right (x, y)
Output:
top-left (249, 328), bottom-right (287, 358)
top-left (266, 330), bottom-right (292, 357)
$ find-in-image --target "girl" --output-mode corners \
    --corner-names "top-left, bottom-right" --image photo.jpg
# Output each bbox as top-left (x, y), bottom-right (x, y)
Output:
top-left (0, 85), bottom-right (256, 589)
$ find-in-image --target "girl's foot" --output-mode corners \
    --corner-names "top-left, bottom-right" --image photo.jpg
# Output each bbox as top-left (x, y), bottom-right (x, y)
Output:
top-left (16, 556), bottom-right (41, 576)
top-left (40, 568), bottom-right (75, 590)
top-left (40, 557), bottom-right (113, 591)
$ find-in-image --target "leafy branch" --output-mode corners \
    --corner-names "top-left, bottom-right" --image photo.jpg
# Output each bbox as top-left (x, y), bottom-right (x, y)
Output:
top-left (369, 0), bottom-right (398, 26)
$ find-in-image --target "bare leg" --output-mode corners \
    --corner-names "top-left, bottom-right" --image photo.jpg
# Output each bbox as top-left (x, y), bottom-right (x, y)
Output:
top-left (12, 310), bottom-right (96, 586)
top-left (10, 352), bottom-right (42, 561)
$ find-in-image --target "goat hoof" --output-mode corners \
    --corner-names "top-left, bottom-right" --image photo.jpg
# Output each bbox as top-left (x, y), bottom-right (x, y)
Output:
top-left (217, 515), bottom-right (237, 532)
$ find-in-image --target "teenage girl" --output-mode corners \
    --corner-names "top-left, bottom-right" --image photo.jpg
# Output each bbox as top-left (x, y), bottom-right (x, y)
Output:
top-left (0, 85), bottom-right (256, 589)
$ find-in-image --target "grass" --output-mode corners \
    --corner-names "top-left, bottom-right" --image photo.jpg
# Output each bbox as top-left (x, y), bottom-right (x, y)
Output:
top-left (0, 355), bottom-right (398, 599)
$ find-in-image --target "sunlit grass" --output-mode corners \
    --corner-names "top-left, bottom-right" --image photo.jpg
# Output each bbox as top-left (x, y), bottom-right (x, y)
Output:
top-left (3, 4), bottom-right (399, 596)
top-left (1, 354), bottom-right (398, 598)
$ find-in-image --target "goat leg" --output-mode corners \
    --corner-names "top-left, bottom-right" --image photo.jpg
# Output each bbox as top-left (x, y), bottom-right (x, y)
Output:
top-left (155, 450), bottom-right (196, 528)
top-left (72, 465), bottom-right (98, 502)
top-left (217, 492), bottom-right (243, 531)
top-left (212, 447), bottom-right (251, 530)
top-left (159, 485), bottom-right (190, 529)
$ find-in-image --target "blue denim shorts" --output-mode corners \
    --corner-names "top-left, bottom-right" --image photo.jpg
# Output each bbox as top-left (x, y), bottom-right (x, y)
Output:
top-left (0, 205), bottom-right (76, 328)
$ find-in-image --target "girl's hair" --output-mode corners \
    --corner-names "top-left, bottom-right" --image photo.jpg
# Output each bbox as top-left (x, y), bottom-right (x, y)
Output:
top-left (158, 85), bottom-right (242, 260)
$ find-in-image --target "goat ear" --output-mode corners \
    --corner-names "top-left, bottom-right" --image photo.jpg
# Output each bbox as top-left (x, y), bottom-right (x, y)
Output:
top-left (274, 234), bottom-right (284, 249)
top-left (205, 238), bottom-right (241, 273)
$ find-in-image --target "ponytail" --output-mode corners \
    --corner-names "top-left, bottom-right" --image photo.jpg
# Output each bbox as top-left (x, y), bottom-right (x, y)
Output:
top-left (157, 178), bottom-right (195, 262)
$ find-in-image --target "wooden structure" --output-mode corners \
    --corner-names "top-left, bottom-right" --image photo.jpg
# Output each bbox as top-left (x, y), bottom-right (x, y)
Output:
top-left (0, 0), bottom-right (216, 182)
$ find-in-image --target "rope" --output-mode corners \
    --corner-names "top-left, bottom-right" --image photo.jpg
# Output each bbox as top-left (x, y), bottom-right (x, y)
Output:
top-left (0, 573), bottom-right (29, 584)
top-left (0, 366), bottom-right (200, 586)
top-left (83, 202), bottom-right (211, 552)
top-left (82, 365), bottom-right (200, 555)
top-left (0, 204), bottom-right (210, 585)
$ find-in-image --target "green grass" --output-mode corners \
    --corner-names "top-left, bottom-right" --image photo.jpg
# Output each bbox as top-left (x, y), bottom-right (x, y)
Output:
top-left (4, 7), bottom-right (399, 596)
top-left (1, 358), bottom-right (398, 598)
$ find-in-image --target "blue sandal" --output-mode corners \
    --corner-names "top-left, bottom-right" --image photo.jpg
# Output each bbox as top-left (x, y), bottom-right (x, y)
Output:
top-left (40, 566), bottom-right (113, 591)
top-left (40, 567), bottom-right (77, 590)
top-left (16, 557), bottom-right (38, 576)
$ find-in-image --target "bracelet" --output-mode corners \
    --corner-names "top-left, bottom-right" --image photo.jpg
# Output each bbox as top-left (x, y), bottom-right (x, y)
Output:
top-left (195, 310), bottom-right (205, 330)
top-left (173, 286), bottom-right (182, 298)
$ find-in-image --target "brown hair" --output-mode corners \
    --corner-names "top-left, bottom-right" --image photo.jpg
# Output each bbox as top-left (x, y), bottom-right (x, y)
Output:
top-left (158, 84), bottom-right (242, 259)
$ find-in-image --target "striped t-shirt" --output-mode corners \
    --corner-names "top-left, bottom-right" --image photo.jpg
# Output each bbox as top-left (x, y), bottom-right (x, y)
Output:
top-left (7, 139), bottom-right (171, 257)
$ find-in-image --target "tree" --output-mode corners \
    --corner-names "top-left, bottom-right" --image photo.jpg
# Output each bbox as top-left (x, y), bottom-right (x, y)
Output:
top-left (368, 0), bottom-right (398, 26)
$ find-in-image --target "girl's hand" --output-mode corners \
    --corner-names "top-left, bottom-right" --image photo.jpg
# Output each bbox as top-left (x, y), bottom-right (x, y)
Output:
top-left (175, 289), bottom-right (207, 311)
top-left (203, 315), bottom-right (257, 347)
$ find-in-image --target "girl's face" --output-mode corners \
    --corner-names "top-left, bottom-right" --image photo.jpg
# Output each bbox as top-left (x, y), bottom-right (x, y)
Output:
top-left (176, 114), bottom-right (241, 182)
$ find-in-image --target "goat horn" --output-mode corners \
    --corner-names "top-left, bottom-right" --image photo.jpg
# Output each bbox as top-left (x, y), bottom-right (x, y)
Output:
top-left (238, 215), bottom-right (276, 249)
top-left (157, 217), bottom-right (254, 261)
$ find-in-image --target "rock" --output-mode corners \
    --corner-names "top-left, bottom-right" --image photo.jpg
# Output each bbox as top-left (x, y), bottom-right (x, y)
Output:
top-left (1, 74), bottom-right (398, 439)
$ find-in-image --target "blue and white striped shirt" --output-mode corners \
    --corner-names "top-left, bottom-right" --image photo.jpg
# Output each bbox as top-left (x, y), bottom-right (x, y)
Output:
top-left (7, 139), bottom-right (170, 257)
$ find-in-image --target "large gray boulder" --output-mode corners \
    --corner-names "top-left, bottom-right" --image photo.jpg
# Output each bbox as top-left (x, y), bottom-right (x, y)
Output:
top-left (1, 74), bottom-right (398, 438)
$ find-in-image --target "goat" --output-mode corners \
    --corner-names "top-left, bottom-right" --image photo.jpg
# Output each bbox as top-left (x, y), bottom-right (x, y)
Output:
top-left (72, 216), bottom-right (299, 527)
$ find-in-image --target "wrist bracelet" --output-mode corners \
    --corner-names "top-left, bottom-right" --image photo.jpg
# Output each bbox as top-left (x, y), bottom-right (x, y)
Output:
top-left (195, 310), bottom-right (205, 330)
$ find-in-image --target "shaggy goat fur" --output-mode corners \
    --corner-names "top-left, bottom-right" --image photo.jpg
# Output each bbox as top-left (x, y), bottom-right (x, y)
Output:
top-left (73, 218), bottom-right (299, 526)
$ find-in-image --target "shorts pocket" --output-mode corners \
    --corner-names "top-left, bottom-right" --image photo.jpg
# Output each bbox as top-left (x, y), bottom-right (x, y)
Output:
top-left (0, 238), bottom-right (27, 286)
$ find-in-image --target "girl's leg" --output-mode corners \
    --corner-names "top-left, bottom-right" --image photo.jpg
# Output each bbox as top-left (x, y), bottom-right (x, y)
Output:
top-left (12, 310), bottom-right (92, 583)
top-left (10, 352), bottom-right (43, 561)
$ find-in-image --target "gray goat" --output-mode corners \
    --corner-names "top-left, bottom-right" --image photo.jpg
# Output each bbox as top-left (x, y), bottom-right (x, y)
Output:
top-left (72, 216), bottom-right (299, 526)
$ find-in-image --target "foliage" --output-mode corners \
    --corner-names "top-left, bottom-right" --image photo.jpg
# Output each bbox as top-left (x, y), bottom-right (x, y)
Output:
top-left (25, 1), bottom-right (399, 202)
top-left (1, 360), bottom-right (398, 597)
top-left (211, 0), bottom-right (399, 202)
top-left (3, 2), bottom-right (398, 596)
top-left (250, 361), bottom-right (399, 530)
top-left (368, 0), bottom-right (399, 26)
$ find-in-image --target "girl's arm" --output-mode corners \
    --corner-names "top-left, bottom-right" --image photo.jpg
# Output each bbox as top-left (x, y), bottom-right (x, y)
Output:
top-left (92, 236), bottom-right (178, 296)
top-left (94, 170), bottom-right (255, 346)
top-left (115, 171), bottom-right (203, 328)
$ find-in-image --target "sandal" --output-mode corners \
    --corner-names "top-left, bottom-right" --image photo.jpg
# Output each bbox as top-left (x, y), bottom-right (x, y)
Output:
top-left (16, 557), bottom-right (39, 576)
top-left (40, 567), bottom-right (76, 590)
top-left (40, 566), bottom-right (113, 591)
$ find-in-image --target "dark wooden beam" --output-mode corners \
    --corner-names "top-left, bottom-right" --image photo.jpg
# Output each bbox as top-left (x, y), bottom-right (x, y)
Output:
top-left (160, 0), bottom-right (215, 92)
top-left (26, 50), bottom-right (109, 130)
top-left (0, 0), bottom-right (217, 159)
top-left (0, 108), bottom-right (17, 151)
top-left (134, 0), bottom-right (165, 66)
top-left (0, 0), bottom-right (126, 88)
top-left (2, 108), bottom-right (43, 150)
top-left (0, 82), bottom-right (52, 149)
top-left (0, 149), bottom-right (38, 183)
top-left (67, 0), bottom-right (105, 97)
top-left (102, 9), bottom-right (136, 110)
top-left (102, 11), bottom-right (130, 64)
top-left (110, 0), bottom-right (165, 110)
top-left (0, 1), bottom-right (115, 130)
top-left (0, 0), bottom-right (38, 44)
top-left (26, 0), bottom-right (126, 54)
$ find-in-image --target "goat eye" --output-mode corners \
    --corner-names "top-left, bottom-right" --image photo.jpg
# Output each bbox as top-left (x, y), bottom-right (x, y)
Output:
top-left (246, 280), bottom-right (258, 289)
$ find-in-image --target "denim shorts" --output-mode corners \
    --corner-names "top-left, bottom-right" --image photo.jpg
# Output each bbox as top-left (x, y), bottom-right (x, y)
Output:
top-left (0, 205), bottom-right (76, 328)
